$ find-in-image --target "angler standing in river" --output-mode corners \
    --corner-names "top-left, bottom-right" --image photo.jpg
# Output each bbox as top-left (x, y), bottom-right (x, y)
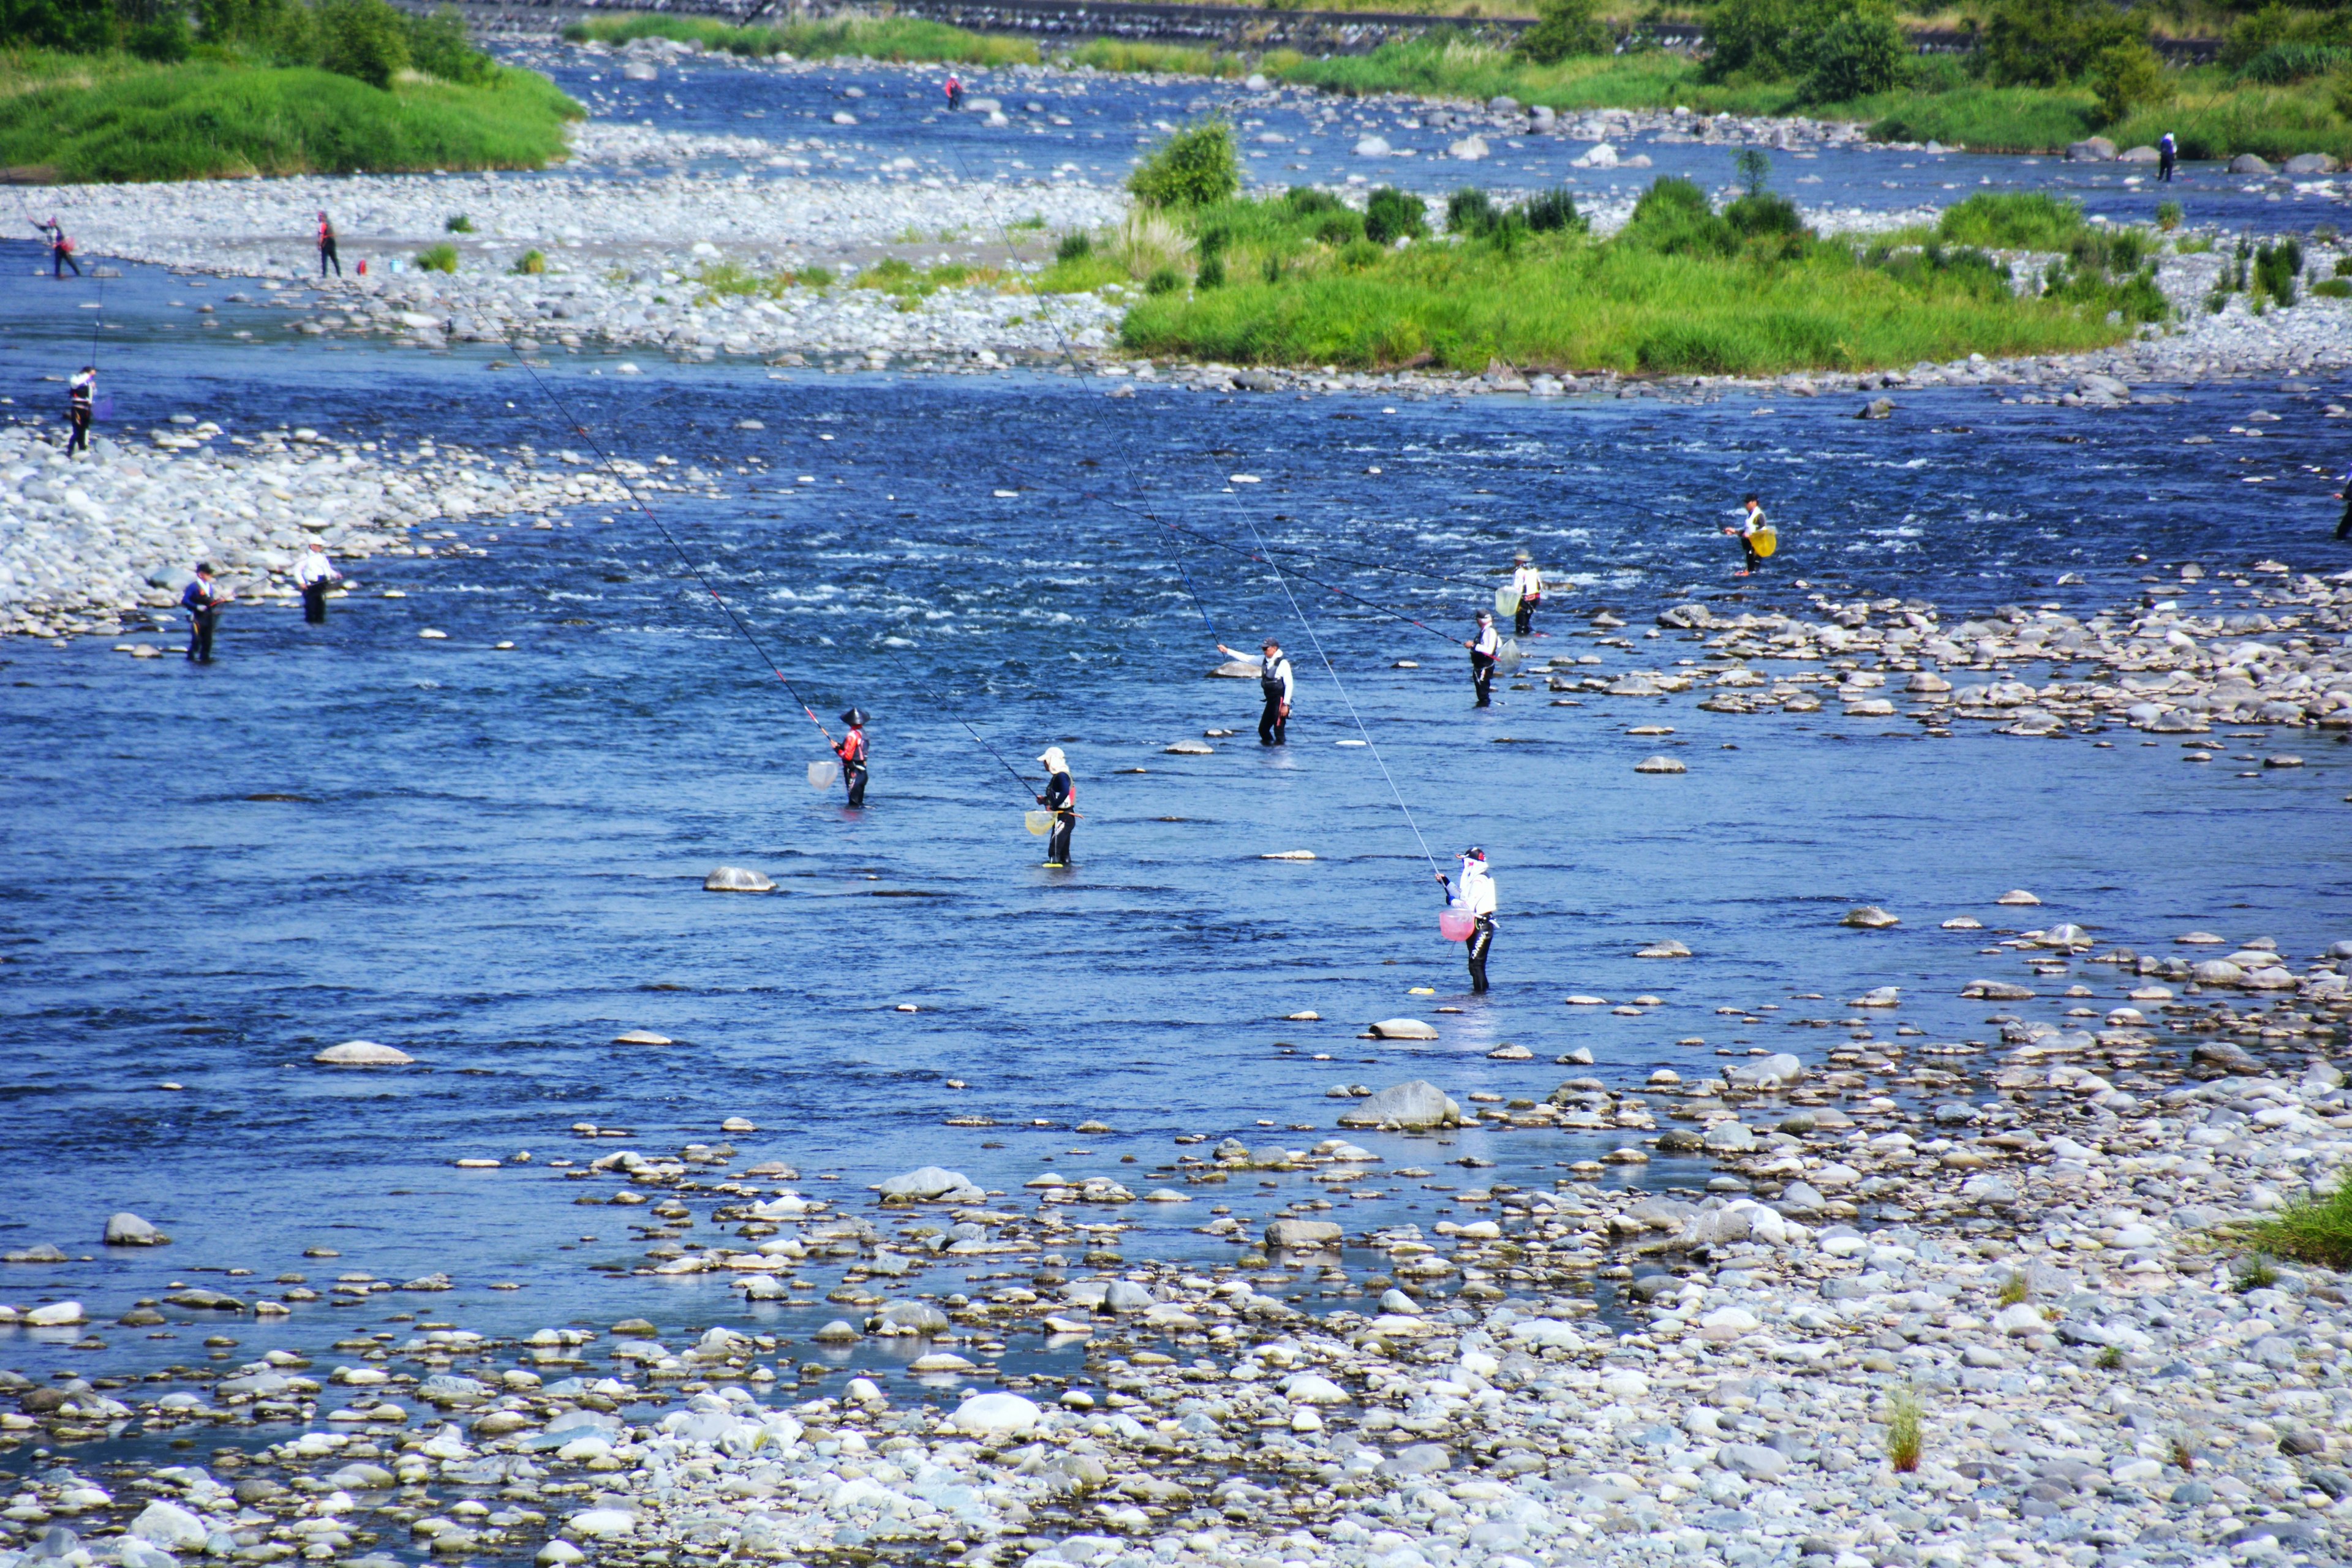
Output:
top-left (1035, 746), bottom-right (1075, 867)
top-left (1464, 610), bottom-right (1499, 708)
top-left (834, 709), bottom-right (870, 807)
top-left (1218, 636), bottom-right (1292, 745)
top-left (1437, 847), bottom-right (1497, 995)
top-left (295, 540), bottom-right (340, 624)
top-left (65, 365), bottom-right (94, 457)
top-left (181, 563), bottom-right (227, 664)
top-left (1507, 551), bottom-right (1542, 638)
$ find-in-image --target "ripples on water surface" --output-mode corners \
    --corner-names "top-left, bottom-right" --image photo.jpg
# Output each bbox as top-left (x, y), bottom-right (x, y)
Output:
top-left (1, 231), bottom-right (2349, 1444)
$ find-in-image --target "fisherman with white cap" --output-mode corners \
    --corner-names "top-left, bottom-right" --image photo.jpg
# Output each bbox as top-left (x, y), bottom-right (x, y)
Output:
top-left (1435, 847), bottom-right (1496, 994)
top-left (1463, 610), bottom-right (1501, 708)
top-left (1035, 746), bottom-right (1075, 867)
top-left (1507, 550), bottom-right (1542, 638)
top-left (295, 538), bottom-right (341, 624)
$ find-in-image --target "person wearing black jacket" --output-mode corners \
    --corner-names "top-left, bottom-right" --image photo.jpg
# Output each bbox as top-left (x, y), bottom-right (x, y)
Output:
top-left (1035, 745), bottom-right (1074, 867)
top-left (181, 564), bottom-right (225, 663)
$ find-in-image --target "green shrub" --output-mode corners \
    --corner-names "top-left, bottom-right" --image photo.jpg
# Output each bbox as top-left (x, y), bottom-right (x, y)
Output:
top-left (1196, 254), bottom-right (1226, 289)
top-left (1363, 186), bottom-right (1428, 244)
top-left (6, 0), bottom-right (115, 51)
top-left (1521, 188), bottom-right (1584, 233)
top-left (1144, 266), bottom-right (1183, 295)
top-left (1983, 0), bottom-right (2146, 88)
top-left (1704, 0), bottom-right (1845, 83)
top-left (511, 248), bottom-right (545, 275)
top-left (1938, 192), bottom-right (2087, 249)
top-left (2222, 2), bottom-right (2351, 73)
top-left (1314, 210), bottom-right (1364, 244)
top-left (413, 241), bottom-right (458, 273)
top-left (1284, 186), bottom-right (1348, 217)
top-left (445, 212), bottom-right (472, 233)
top-left (128, 11), bottom-right (195, 62)
top-left (2254, 238), bottom-right (2302, 306)
top-left (402, 4), bottom-right (494, 85)
top-left (314, 0), bottom-right (409, 89)
top-left (1128, 122), bottom-right (1238, 208)
top-left (2313, 277), bottom-right (2352, 298)
top-left (1725, 190), bottom-right (1803, 238)
top-left (1338, 238), bottom-right (1385, 269)
top-left (2155, 199), bottom-right (2181, 232)
top-left (1055, 231), bottom-right (1092, 263)
top-left (2090, 41), bottom-right (2170, 126)
top-left (1447, 186), bottom-right (1498, 235)
top-left (1619, 176), bottom-right (1736, 256)
top-left (2241, 43), bottom-right (2352, 86)
top-left (1514, 0), bottom-right (1611, 66)
top-left (1804, 9), bottom-right (1909, 104)
top-left (798, 265), bottom-right (835, 289)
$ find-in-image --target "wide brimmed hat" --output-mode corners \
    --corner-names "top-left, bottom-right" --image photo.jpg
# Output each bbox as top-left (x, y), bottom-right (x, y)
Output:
top-left (841, 708), bottom-right (869, 726)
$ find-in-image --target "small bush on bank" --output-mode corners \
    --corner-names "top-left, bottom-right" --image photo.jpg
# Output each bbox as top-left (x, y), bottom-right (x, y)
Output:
top-left (1364, 186), bottom-right (1428, 245)
top-left (1803, 9), bottom-right (1907, 105)
top-left (1513, 0), bottom-right (1611, 66)
top-left (2090, 41), bottom-right (2171, 126)
top-left (1983, 0), bottom-right (2148, 90)
top-left (413, 241), bottom-right (458, 273)
top-left (1128, 121), bottom-right (1238, 208)
top-left (511, 249), bottom-right (545, 275)
top-left (1937, 192), bottom-right (2087, 251)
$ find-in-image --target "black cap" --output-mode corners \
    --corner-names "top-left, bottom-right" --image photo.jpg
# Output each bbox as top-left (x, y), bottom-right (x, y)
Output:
top-left (840, 708), bottom-right (868, 726)
top-left (195, 562), bottom-right (214, 574)
top-left (1463, 846), bottom-right (1485, 861)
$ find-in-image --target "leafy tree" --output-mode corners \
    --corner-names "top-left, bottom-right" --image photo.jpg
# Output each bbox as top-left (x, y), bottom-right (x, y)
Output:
top-left (1128, 122), bottom-right (1238, 208)
top-left (127, 6), bottom-right (192, 57)
top-left (1803, 7), bottom-right (1910, 102)
top-left (2089, 39), bottom-right (2171, 124)
top-left (0, 0), bottom-right (115, 51)
top-left (314, 0), bottom-right (407, 87)
top-left (1982, 0), bottom-right (2146, 88)
top-left (1514, 0), bottom-right (1611, 64)
top-left (401, 4), bottom-right (492, 84)
top-left (1703, 0), bottom-right (1844, 82)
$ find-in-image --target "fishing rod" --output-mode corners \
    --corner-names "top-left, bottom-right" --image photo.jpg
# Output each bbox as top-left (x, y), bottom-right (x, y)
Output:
top-left (1104, 497), bottom-right (1466, 647)
top-left (491, 332), bottom-right (839, 751)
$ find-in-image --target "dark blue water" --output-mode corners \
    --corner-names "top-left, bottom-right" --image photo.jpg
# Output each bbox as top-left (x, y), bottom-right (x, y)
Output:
top-left (4, 214), bottom-right (2352, 1464)
top-left (535, 48), bottom-right (2352, 236)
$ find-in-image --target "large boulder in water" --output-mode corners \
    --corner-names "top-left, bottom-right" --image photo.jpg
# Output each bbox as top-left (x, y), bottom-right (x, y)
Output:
top-left (1336, 1080), bottom-right (1461, 1129)
top-left (877, 1166), bottom-right (983, 1203)
top-left (1368, 1017), bottom-right (1439, 1040)
top-left (104, 1212), bottom-right (168, 1246)
top-left (314, 1041), bottom-right (413, 1066)
top-left (704, 865), bottom-right (775, 892)
top-left (1212, 659), bottom-right (1262, 679)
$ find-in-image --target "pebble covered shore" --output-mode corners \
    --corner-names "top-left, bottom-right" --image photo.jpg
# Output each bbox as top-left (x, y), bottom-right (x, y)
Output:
top-left (3, 886), bottom-right (2351, 1568)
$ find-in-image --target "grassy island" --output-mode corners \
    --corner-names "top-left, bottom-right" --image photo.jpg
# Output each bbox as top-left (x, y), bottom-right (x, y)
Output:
top-left (0, 0), bottom-right (580, 183)
top-left (1060, 128), bottom-right (2163, 374)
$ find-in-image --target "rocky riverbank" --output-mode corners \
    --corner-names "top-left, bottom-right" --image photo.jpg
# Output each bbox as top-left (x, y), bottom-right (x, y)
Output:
top-left (0, 422), bottom-right (631, 643)
top-left (2, 903), bottom-right (2350, 1568)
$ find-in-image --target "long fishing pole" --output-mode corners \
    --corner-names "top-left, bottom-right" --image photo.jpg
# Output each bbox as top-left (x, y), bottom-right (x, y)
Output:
top-left (492, 333), bottom-right (837, 749)
top-left (1107, 498), bottom-right (1464, 646)
top-left (859, 619), bottom-right (1037, 797)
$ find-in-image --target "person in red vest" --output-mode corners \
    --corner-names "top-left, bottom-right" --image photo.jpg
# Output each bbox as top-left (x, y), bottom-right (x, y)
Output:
top-left (834, 708), bottom-right (869, 807)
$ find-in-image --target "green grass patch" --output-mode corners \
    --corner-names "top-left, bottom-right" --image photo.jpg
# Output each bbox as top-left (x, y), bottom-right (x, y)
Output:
top-left (854, 257), bottom-right (1015, 300)
top-left (1116, 178), bottom-right (2150, 374)
top-left (562, 13), bottom-right (1036, 67)
top-left (0, 48), bottom-right (579, 182)
top-left (1063, 39), bottom-right (1250, 79)
top-left (2242, 1180), bottom-right (2352, 1270)
top-left (413, 241), bottom-right (459, 273)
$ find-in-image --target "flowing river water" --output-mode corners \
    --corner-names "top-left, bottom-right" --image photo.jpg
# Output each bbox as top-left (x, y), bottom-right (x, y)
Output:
top-left (2, 56), bottom-right (2351, 1507)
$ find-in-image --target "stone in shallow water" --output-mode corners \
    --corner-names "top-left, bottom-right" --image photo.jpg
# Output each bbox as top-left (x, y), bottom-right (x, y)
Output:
top-left (703, 865), bottom-right (774, 892)
top-left (314, 1041), bottom-right (413, 1066)
top-left (952, 1392), bottom-right (1040, 1434)
top-left (103, 1212), bottom-right (167, 1246)
top-left (1843, 905), bottom-right (1899, 929)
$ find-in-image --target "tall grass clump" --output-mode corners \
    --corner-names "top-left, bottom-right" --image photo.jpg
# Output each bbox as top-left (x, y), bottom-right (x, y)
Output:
top-left (2245, 1180), bottom-right (2352, 1270)
top-left (562, 13), bottom-right (1036, 67)
top-left (1936, 192), bottom-right (2088, 251)
top-left (412, 241), bottom-right (458, 273)
top-left (1065, 39), bottom-right (1247, 78)
top-left (1885, 1385), bottom-right (1924, 1474)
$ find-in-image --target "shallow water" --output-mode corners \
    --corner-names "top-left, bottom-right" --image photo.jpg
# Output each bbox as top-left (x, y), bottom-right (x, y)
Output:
top-left (5, 190), bottom-right (2352, 1482)
top-left (537, 50), bottom-right (2352, 237)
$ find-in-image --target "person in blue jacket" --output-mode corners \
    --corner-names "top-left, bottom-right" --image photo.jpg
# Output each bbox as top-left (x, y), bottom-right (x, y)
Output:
top-left (181, 564), bottom-right (225, 664)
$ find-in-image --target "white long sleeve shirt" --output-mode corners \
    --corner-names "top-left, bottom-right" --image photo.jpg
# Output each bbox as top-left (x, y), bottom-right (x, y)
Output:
top-left (1510, 564), bottom-right (1542, 600)
top-left (295, 550), bottom-right (339, 587)
top-left (1472, 624), bottom-right (1501, 660)
top-left (1454, 859), bottom-right (1496, 917)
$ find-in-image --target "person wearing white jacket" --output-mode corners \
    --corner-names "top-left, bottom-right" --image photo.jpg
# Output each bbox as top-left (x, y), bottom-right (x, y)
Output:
top-left (295, 540), bottom-right (341, 625)
top-left (1436, 847), bottom-right (1496, 993)
top-left (1218, 636), bottom-right (1293, 745)
top-left (1508, 551), bottom-right (1542, 637)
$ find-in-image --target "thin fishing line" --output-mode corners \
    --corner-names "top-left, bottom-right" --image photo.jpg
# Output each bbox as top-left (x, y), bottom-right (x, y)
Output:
top-left (1237, 508), bottom-right (1438, 876)
top-left (495, 334), bottom-right (835, 745)
top-left (860, 620), bottom-right (1037, 797)
top-left (1113, 500), bottom-right (1461, 645)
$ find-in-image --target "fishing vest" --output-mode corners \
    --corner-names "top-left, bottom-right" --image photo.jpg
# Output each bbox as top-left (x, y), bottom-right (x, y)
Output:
top-left (1261, 657), bottom-right (1287, 701)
